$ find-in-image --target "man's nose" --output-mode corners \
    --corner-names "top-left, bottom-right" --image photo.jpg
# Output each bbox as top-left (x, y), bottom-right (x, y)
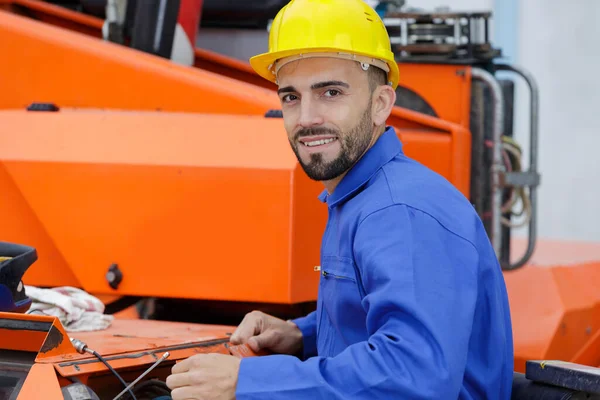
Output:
top-left (297, 98), bottom-right (324, 128)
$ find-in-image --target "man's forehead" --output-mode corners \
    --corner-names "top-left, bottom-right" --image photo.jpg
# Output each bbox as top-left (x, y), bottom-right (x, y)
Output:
top-left (276, 57), bottom-right (363, 87)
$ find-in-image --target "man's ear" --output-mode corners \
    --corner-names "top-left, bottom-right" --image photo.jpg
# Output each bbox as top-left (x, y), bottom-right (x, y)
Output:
top-left (371, 84), bottom-right (397, 126)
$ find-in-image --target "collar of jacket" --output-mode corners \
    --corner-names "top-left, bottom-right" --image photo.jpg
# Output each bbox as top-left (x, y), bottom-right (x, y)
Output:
top-left (317, 126), bottom-right (403, 208)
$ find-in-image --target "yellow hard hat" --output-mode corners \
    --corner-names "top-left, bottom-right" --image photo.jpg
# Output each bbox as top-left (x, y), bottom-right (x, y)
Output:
top-left (249, 0), bottom-right (400, 89)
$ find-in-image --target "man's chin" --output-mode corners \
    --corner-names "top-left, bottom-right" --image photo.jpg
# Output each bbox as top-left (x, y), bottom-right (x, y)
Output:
top-left (300, 163), bottom-right (346, 182)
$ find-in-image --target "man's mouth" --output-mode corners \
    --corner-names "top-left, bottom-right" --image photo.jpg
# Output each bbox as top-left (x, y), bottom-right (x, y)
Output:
top-left (299, 137), bottom-right (338, 148)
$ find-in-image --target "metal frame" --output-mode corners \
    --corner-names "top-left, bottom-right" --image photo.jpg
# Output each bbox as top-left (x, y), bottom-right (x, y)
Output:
top-left (471, 65), bottom-right (540, 269)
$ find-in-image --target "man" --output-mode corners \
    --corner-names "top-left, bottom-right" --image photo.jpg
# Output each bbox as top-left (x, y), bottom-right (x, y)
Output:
top-left (166, 0), bottom-right (514, 399)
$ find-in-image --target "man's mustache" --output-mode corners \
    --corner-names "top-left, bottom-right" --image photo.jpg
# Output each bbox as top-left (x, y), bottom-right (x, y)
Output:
top-left (294, 128), bottom-right (339, 141)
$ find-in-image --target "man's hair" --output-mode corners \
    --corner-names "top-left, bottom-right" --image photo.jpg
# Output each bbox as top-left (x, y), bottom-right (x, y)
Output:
top-left (368, 66), bottom-right (388, 92)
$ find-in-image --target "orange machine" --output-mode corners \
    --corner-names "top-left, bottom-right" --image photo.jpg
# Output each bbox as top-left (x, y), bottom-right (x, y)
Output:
top-left (1, 0), bottom-right (600, 398)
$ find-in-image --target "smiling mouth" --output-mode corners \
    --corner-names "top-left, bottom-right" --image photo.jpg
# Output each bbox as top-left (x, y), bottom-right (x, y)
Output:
top-left (301, 138), bottom-right (338, 147)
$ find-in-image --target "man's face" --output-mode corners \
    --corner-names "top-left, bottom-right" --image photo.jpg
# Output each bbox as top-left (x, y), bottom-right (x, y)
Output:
top-left (276, 57), bottom-right (375, 182)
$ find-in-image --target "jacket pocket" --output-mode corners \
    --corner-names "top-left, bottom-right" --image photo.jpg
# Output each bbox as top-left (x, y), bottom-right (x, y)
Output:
top-left (318, 256), bottom-right (365, 357)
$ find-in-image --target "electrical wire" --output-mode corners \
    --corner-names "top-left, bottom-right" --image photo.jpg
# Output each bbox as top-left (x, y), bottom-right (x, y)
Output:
top-left (90, 350), bottom-right (138, 400)
top-left (500, 138), bottom-right (532, 228)
top-left (483, 137), bottom-right (532, 229)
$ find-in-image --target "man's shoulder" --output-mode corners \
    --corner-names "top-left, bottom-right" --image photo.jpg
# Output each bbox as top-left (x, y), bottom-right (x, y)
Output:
top-left (357, 154), bottom-right (484, 245)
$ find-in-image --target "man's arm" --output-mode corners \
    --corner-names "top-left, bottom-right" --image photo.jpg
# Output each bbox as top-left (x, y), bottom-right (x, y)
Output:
top-left (290, 311), bottom-right (317, 360)
top-left (235, 204), bottom-right (480, 399)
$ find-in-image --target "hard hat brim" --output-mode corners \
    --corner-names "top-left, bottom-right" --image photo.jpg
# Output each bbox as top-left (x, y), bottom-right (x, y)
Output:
top-left (249, 47), bottom-right (400, 90)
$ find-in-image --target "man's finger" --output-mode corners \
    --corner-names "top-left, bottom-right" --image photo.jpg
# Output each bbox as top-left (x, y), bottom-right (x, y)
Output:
top-left (230, 312), bottom-right (262, 344)
top-left (248, 329), bottom-right (277, 352)
top-left (170, 385), bottom-right (197, 400)
top-left (165, 371), bottom-right (193, 390)
top-left (171, 355), bottom-right (196, 374)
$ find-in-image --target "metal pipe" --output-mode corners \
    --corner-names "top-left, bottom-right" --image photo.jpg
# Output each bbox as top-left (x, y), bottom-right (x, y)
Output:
top-left (471, 67), bottom-right (505, 258)
top-left (495, 63), bottom-right (539, 270)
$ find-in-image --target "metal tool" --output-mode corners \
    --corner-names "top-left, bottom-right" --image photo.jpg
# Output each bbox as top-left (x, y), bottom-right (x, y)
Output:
top-left (112, 351), bottom-right (171, 400)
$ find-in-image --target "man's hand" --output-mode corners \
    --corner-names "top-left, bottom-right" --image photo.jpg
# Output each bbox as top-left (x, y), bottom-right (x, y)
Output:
top-left (230, 310), bottom-right (303, 355)
top-left (165, 353), bottom-right (241, 400)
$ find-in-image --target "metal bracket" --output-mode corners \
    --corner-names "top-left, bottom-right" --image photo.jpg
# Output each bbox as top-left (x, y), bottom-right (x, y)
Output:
top-left (501, 171), bottom-right (541, 188)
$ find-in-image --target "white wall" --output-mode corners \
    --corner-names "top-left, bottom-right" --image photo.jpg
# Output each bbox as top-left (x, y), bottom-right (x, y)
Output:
top-left (514, 0), bottom-right (600, 242)
top-left (196, 0), bottom-right (600, 243)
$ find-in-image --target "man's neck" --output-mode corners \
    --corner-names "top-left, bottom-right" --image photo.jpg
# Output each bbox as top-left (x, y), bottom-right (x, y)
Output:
top-left (322, 172), bottom-right (348, 195)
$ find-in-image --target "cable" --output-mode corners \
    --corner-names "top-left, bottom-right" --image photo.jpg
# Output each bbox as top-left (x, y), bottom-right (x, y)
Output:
top-left (70, 338), bottom-right (137, 400)
top-left (482, 136), bottom-right (532, 229)
top-left (129, 379), bottom-right (171, 399)
top-left (90, 350), bottom-right (138, 400)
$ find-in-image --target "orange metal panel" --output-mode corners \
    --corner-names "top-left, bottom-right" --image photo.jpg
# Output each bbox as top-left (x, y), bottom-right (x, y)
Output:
top-left (0, 111), bottom-right (303, 302)
top-left (2, 0), bottom-right (104, 38)
top-left (0, 10), bottom-right (280, 113)
top-left (0, 163), bottom-right (79, 287)
top-left (194, 48), bottom-right (277, 91)
top-left (0, 329), bottom-right (47, 352)
top-left (504, 239), bottom-right (600, 372)
top-left (397, 63), bottom-right (473, 128)
top-left (17, 363), bottom-right (63, 400)
top-left (0, 312), bottom-right (77, 357)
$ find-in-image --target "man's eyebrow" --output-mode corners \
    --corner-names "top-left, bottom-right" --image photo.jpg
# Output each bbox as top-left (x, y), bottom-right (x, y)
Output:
top-left (277, 86), bottom-right (296, 95)
top-left (277, 81), bottom-right (350, 95)
top-left (311, 80), bottom-right (349, 90)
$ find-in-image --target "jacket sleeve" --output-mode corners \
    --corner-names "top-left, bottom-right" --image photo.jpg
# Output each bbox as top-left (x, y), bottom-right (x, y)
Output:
top-left (291, 311), bottom-right (318, 360)
top-left (235, 204), bottom-right (480, 399)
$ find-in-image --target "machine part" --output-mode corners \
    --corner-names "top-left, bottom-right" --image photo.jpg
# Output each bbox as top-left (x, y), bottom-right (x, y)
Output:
top-left (512, 372), bottom-right (597, 400)
top-left (0, 242), bottom-right (37, 313)
top-left (102, 0), bottom-right (127, 44)
top-left (112, 352), bottom-right (170, 400)
top-left (471, 68), bottom-right (505, 259)
top-left (130, 0), bottom-right (180, 59)
top-left (526, 360), bottom-right (600, 396)
top-left (124, 379), bottom-right (171, 399)
top-left (62, 382), bottom-right (101, 400)
top-left (264, 109), bottom-right (283, 118)
top-left (495, 63), bottom-right (540, 270)
top-left (26, 102), bottom-right (60, 112)
top-left (106, 263), bottom-right (123, 290)
top-left (199, 0), bottom-right (289, 29)
top-left (384, 10), bottom-right (501, 63)
top-left (394, 85), bottom-right (438, 117)
top-left (70, 337), bottom-right (138, 400)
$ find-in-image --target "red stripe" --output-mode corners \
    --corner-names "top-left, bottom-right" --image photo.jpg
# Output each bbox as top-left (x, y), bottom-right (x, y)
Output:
top-left (177, 0), bottom-right (203, 45)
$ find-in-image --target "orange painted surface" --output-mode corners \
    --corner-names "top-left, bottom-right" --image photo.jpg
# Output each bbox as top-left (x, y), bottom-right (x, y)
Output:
top-left (0, 109), bottom-right (468, 303)
top-left (39, 319), bottom-right (233, 377)
top-left (37, 319), bottom-right (79, 361)
top-left (1, 315), bottom-right (236, 398)
top-left (1, 0), bottom-right (103, 38)
top-left (0, 9), bottom-right (279, 113)
top-left (194, 47), bottom-right (277, 91)
top-left (504, 239), bottom-right (600, 372)
top-left (0, 328), bottom-right (47, 353)
top-left (0, 312), bottom-right (77, 357)
top-left (397, 63), bottom-right (473, 128)
top-left (17, 363), bottom-right (64, 400)
top-left (0, 163), bottom-right (79, 287)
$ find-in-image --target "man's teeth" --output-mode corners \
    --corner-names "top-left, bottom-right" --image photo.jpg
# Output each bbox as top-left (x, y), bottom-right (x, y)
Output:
top-left (304, 138), bottom-right (336, 147)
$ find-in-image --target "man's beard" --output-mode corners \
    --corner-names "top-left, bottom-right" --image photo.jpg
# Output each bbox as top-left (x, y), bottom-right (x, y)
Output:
top-left (290, 108), bottom-right (374, 182)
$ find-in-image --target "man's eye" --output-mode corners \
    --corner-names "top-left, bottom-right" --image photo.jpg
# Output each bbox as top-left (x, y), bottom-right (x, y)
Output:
top-left (324, 89), bottom-right (340, 97)
top-left (282, 94), bottom-right (298, 102)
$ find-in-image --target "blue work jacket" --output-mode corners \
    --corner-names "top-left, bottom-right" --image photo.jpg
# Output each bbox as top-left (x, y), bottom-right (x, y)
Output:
top-left (236, 127), bottom-right (514, 399)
